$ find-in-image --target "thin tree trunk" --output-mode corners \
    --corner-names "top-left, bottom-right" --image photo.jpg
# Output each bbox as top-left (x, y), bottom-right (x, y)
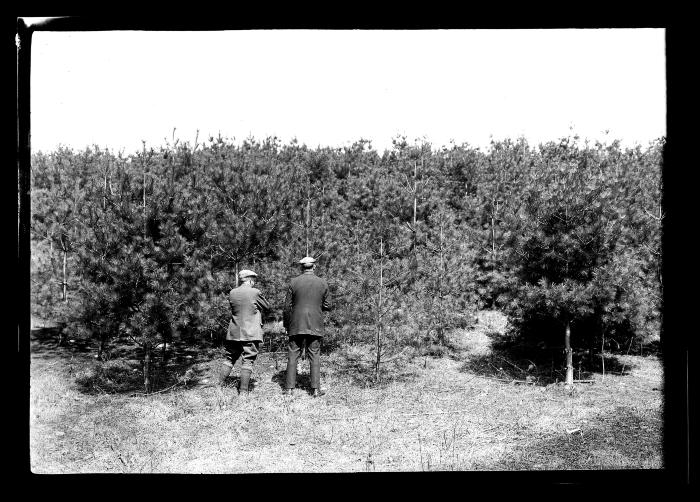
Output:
top-left (564, 321), bottom-right (573, 386)
top-left (144, 341), bottom-right (152, 393)
top-left (59, 237), bottom-right (69, 346)
top-left (413, 162), bottom-right (418, 228)
top-left (491, 200), bottom-right (498, 264)
top-left (413, 161), bottom-right (418, 257)
top-left (491, 214), bottom-right (495, 260)
top-left (321, 184), bottom-right (325, 229)
top-left (49, 237), bottom-right (54, 273)
top-left (306, 184), bottom-right (311, 256)
top-left (98, 333), bottom-right (107, 361)
top-left (143, 152), bottom-right (147, 237)
top-left (62, 244), bottom-right (67, 302)
top-left (438, 222), bottom-right (444, 344)
top-left (375, 238), bottom-right (383, 382)
top-left (601, 332), bottom-right (605, 380)
top-left (103, 168), bottom-right (108, 210)
top-left (590, 307), bottom-right (601, 365)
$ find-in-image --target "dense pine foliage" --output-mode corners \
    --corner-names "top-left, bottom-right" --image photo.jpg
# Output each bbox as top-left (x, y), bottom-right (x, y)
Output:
top-left (30, 134), bottom-right (662, 388)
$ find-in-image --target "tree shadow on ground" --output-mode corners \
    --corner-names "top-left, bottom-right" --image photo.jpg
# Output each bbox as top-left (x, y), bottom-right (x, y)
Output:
top-left (271, 370), bottom-right (314, 394)
top-left (71, 356), bottom-right (220, 396)
top-left (30, 326), bottom-right (93, 356)
top-left (31, 327), bottom-right (226, 395)
top-left (495, 406), bottom-right (662, 470)
top-left (325, 352), bottom-right (422, 388)
top-left (458, 331), bottom-right (635, 386)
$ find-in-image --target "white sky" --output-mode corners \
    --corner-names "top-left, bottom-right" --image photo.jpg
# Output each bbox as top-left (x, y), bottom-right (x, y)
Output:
top-left (29, 28), bottom-right (666, 154)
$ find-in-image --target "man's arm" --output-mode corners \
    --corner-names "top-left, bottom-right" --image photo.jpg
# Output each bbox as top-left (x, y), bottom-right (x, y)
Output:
top-left (282, 285), bottom-right (292, 329)
top-left (255, 291), bottom-right (271, 313)
top-left (321, 284), bottom-right (331, 312)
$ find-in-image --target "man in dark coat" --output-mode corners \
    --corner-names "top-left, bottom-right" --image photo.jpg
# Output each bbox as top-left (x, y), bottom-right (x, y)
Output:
top-left (283, 256), bottom-right (331, 397)
top-left (219, 269), bottom-right (270, 395)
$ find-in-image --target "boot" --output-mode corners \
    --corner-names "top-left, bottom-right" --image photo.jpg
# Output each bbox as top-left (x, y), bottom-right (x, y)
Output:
top-left (218, 363), bottom-right (233, 386)
top-left (238, 368), bottom-right (252, 394)
top-left (312, 388), bottom-right (326, 398)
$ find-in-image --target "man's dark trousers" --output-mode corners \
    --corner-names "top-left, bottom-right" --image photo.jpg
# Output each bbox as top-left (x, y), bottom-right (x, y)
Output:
top-left (285, 334), bottom-right (321, 390)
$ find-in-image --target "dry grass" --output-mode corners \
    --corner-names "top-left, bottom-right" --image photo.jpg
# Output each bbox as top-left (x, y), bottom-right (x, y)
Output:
top-left (29, 311), bottom-right (663, 473)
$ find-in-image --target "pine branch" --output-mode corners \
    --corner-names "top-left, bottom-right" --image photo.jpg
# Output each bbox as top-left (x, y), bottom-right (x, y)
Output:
top-left (129, 380), bottom-right (184, 397)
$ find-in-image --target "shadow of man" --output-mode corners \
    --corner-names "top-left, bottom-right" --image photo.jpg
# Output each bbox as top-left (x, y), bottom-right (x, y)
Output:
top-left (272, 370), bottom-right (312, 394)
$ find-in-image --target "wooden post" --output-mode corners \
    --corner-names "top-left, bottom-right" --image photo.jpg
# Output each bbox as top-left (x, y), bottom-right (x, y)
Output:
top-left (564, 321), bottom-right (573, 386)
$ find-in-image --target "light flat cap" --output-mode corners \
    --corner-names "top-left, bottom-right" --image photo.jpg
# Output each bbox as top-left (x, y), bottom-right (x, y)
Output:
top-left (298, 256), bottom-right (316, 265)
top-left (238, 269), bottom-right (258, 280)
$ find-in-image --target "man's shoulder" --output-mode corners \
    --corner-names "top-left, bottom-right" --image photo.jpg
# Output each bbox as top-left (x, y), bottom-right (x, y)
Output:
top-left (305, 274), bottom-right (328, 287)
top-left (231, 286), bottom-right (259, 296)
top-left (291, 273), bottom-right (326, 285)
top-left (247, 286), bottom-right (263, 296)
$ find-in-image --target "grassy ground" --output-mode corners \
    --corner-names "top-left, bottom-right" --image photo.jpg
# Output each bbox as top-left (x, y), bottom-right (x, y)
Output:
top-left (29, 311), bottom-right (663, 473)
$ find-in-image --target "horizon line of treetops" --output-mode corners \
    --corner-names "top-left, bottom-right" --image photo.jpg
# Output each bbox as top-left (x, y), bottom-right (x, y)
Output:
top-left (29, 132), bottom-right (663, 388)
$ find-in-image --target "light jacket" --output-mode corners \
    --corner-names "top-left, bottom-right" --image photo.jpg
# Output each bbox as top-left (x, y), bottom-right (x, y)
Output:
top-left (227, 283), bottom-right (270, 342)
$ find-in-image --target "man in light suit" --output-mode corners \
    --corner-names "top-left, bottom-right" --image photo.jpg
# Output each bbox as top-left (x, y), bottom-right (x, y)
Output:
top-left (219, 269), bottom-right (270, 395)
top-left (283, 256), bottom-right (331, 397)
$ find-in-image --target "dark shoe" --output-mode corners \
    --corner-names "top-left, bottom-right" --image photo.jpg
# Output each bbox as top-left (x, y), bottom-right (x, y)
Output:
top-left (312, 389), bottom-right (325, 398)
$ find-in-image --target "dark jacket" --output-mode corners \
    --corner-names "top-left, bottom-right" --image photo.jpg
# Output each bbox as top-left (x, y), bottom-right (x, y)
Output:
top-left (227, 283), bottom-right (270, 342)
top-left (284, 271), bottom-right (331, 337)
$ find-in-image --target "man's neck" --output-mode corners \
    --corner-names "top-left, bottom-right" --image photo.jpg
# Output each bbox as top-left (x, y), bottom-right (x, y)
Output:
top-left (302, 269), bottom-right (315, 275)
